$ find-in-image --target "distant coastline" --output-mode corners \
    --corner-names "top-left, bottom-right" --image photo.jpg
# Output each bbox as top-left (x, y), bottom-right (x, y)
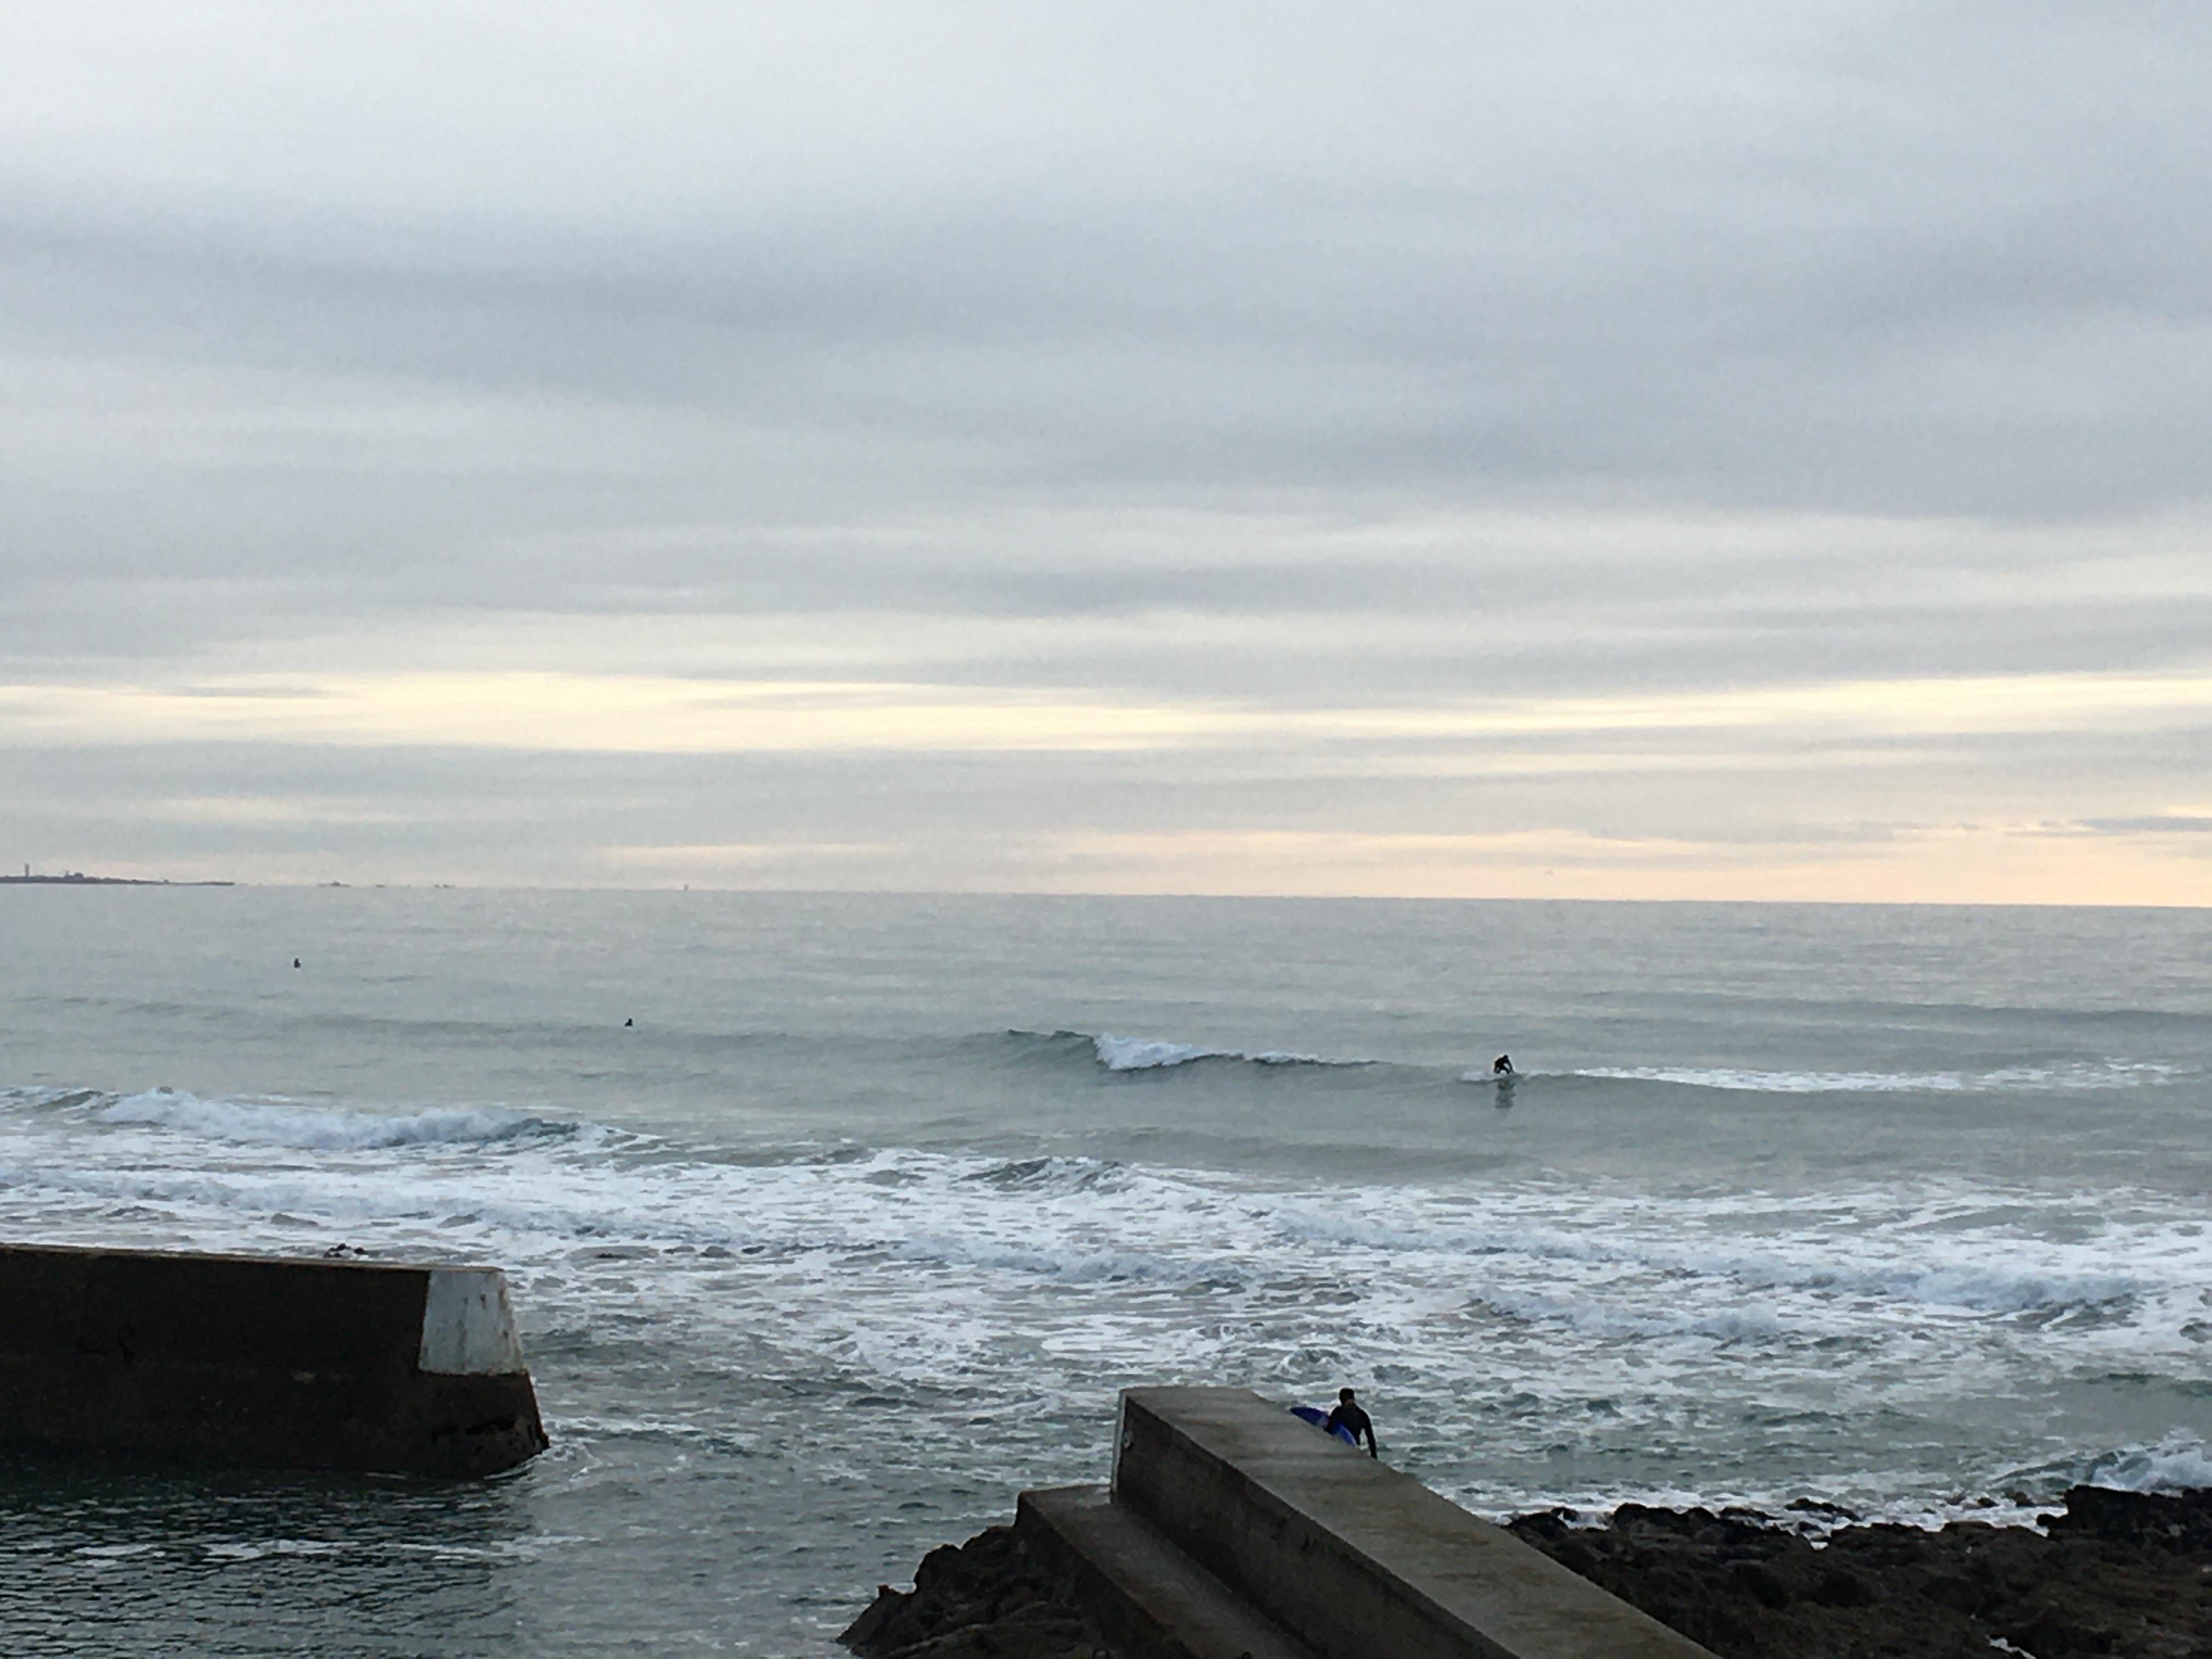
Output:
top-left (1, 870), bottom-right (234, 887)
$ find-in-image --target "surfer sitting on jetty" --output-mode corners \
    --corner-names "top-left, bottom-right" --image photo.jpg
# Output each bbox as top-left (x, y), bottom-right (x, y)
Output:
top-left (1324, 1387), bottom-right (1376, 1458)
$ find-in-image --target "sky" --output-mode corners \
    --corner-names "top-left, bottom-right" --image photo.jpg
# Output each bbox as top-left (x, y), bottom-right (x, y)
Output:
top-left (4, 2), bottom-right (2209, 901)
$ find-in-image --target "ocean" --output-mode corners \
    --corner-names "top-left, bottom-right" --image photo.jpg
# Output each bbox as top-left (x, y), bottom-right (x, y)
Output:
top-left (2, 889), bottom-right (2207, 1655)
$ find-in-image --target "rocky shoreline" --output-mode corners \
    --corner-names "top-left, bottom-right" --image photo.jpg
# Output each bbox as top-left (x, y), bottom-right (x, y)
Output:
top-left (844, 1485), bottom-right (2212, 1659)
top-left (1506, 1485), bottom-right (2212, 1658)
top-left (842, 1522), bottom-right (1113, 1659)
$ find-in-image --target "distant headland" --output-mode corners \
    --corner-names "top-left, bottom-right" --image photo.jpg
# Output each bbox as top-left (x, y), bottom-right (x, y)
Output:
top-left (2, 866), bottom-right (234, 888)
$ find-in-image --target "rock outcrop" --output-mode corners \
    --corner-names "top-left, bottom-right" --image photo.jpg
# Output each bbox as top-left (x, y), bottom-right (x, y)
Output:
top-left (842, 1523), bottom-right (1115, 1659)
top-left (1506, 1485), bottom-right (2212, 1659)
top-left (848, 1486), bottom-right (2212, 1659)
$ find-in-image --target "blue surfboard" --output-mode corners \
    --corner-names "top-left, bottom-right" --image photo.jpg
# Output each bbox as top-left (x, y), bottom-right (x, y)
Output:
top-left (1289, 1404), bottom-right (1358, 1445)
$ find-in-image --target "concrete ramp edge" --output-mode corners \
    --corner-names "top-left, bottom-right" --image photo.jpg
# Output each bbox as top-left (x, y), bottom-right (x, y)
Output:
top-left (1083, 1385), bottom-right (1718, 1659)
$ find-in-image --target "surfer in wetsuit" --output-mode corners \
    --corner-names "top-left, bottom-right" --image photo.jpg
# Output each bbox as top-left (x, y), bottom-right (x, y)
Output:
top-left (1493, 1053), bottom-right (1514, 1075)
top-left (1325, 1387), bottom-right (1377, 1458)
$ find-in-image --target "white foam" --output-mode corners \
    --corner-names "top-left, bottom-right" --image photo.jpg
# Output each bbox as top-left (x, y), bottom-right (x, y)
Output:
top-left (8, 1082), bottom-right (2208, 1544)
top-left (2076, 1435), bottom-right (2212, 1493)
top-left (99, 1088), bottom-right (549, 1151)
top-left (1470, 1286), bottom-right (1790, 1342)
top-left (1093, 1035), bottom-right (1212, 1070)
top-left (1268, 1201), bottom-right (2154, 1317)
top-left (1581, 1065), bottom-right (1966, 1093)
top-left (1091, 1032), bottom-right (1355, 1071)
top-left (1576, 1060), bottom-right (2192, 1094)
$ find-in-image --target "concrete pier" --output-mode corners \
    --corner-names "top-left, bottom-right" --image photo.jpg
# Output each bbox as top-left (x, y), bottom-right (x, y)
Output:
top-left (0, 1243), bottom-right (548, 1477)
top-left (1017, 1386), bottom-right (1716, 1659)
top-left (1019, 1484), bottom-right (1320, 1659)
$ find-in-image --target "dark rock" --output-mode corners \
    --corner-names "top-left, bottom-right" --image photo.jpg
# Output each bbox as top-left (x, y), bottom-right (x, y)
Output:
top-left (852, 1487), bottom-right (2212, 1659)
top-left (1785, 1497), bottom-right (1860, 1522)
top-left (840, 1525), bottom-right (1116, 1659)
top-left (1505, 1486), bottom-right (2212, 1659)
top-left (1809, 1566), bottom-right (1874, 1607)
top-left (1726, 1560), bottom-right (1792, 1609)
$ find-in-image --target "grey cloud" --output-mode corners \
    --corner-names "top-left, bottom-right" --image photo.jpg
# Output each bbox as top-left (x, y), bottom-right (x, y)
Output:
top-left (5, 3), bottom-right (2210, 889)
top-left (11, 189), bottom-right (2203, 526)
top-left (7, 2), bottom-right (2211, 531)
top-left (7, 522), bottom-right (2210, 716)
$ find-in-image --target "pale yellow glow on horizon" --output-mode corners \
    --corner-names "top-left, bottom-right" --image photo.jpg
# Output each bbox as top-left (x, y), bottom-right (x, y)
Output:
top-left (0, 673), bottom-right (1238, 752)
top-left (1039, 826), bottom-right (2212, 907)
top-left (6, 663), bottom-right (2212, 753)
top-left (13, 665), bottom-right (2212, 905)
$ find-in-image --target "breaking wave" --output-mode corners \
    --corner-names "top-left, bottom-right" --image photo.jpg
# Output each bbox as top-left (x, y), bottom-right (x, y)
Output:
top-left (1573, 1060), bottom-right (2191, 1094)
top-left (1268, 1205), bottom-right (2156, 1317)
top-left (2073, 1436), bottom-right (2212, 1493)
top-left (1088, 1032), bottom-right (1367, 1071)
top-left (97, 1087), bottom-right (562, 1151)
top-left (1994, 1434), bottom-right (2212, 1498)
top-left (996, 1026), bottom-right (1376, 1073)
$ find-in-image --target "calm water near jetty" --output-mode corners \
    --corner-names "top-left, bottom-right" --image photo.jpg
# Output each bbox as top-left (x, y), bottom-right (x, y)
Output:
top-left (2, 890), bottom-right (2208, 1655)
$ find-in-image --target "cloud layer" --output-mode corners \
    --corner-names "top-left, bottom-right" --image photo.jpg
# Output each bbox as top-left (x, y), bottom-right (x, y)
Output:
top-left (4, 3), bottom-right (2209, 899)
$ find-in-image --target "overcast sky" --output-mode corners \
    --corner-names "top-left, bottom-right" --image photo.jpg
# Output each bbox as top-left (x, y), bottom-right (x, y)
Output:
top-left (4, 2), bottom-right (2209, 900)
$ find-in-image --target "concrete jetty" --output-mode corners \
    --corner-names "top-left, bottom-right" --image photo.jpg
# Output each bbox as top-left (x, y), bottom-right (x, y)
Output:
top-left (0, 1243), bottom-right (548, 1477)
top-left (1017, 1386), bottom-right (1717, 1659)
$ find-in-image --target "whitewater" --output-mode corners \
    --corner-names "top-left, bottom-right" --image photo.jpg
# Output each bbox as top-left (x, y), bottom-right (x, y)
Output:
top-left (1, 890), bottom-right (2207, 1656)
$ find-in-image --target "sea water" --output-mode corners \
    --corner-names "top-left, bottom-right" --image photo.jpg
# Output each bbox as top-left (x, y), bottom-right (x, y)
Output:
top-left (1, 890), bottom-right (2207, 1655)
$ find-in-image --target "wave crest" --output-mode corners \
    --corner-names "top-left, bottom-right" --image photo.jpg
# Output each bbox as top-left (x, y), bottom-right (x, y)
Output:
top-left (1996, 1434), bottom-right (2212, 1497)
top-left (100, 1088), bottom-right (559, 1151)
top-left (1091, 1032), bottom-right (1361, 1072)
top-left (2076, 1436), bottom-right (2212, 1493)
top-left (1575, 1060), bottom-right (2191, 1095)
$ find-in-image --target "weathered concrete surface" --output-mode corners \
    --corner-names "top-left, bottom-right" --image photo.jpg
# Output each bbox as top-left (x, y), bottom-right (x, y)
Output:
top-left (1017, 1487), bottom-right (1317, 1659)
top-left (0, 1243), bottom-right (547, 1477)
top-left (1113, 1387), bottom-right (1718, 1659)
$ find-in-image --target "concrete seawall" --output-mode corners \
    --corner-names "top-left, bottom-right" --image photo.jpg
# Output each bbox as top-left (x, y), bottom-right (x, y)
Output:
top-left (0, 1243), bottom-right (548, 1477)
top-left (1013, 1386), bottom-right (1717, 1659)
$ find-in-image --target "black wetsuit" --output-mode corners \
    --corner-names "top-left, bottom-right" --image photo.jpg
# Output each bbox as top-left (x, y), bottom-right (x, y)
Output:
top-left (1325, 1399), bottom-right (1376, 1455)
